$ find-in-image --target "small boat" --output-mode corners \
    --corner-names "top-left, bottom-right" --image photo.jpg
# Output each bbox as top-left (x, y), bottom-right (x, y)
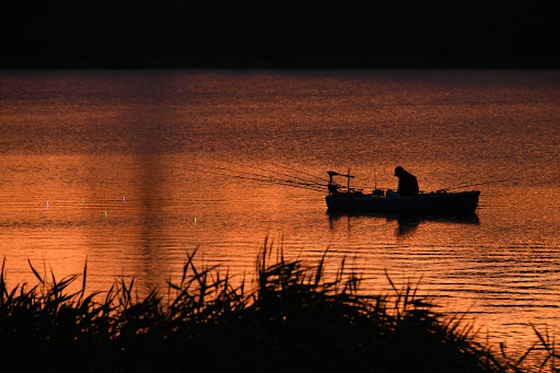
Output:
top-left (325, 171), bottom-right (480, 214)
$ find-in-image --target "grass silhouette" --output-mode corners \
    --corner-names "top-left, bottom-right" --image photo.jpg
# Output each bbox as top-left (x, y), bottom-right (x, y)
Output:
top-left (1, 239), bottom-right (557, 372)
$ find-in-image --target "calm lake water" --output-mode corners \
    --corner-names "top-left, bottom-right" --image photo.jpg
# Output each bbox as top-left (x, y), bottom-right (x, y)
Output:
top-left (1, 69), bottom-right (559, 360)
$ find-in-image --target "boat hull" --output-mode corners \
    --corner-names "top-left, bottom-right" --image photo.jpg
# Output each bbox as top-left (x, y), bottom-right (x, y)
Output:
top-left (326, 191), bottom-right (480, 214)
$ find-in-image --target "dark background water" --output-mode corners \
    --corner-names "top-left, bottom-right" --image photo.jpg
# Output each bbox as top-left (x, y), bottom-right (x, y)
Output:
top-left (1, 69), bottom-right (559, 358)
top-left (2, 1), bottom-right (558, 68)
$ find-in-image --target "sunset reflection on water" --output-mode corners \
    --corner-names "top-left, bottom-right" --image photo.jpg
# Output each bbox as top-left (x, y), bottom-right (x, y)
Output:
top-left (1, 69), bottom-right (559, 359)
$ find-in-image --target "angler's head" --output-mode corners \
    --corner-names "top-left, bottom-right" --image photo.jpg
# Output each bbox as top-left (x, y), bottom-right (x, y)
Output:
top-left (394, 166), bottom-right (404, 176)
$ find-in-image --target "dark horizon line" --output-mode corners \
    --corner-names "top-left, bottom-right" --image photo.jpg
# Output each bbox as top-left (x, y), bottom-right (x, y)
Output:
top-left (3, 54), bottom-right (560, 70)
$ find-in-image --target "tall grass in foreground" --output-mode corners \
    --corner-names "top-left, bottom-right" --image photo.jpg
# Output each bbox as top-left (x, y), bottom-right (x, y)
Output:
top-left (0, 240), bottom-right (558, 372)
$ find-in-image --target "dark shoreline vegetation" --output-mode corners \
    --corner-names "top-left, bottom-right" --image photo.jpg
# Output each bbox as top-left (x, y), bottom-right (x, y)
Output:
top-left (1, 241), bottom-right (557, 372)
top-left (3, 55), bottom-right (560, 70)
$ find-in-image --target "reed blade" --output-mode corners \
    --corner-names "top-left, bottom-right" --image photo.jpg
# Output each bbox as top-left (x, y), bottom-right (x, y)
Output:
top-left (27, 258), bottom-right (44, 285)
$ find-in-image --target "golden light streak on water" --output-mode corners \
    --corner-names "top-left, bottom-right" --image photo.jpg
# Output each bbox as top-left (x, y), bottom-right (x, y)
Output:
top-left (1, 70), bottom-right (559, 362)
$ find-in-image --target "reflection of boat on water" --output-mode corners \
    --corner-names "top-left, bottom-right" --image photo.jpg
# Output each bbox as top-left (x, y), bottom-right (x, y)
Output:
top-left (327, 211), bottom-right (480, 225)
top-left (326, 171), bottom-right (480, 215)
top-left (328, 210), bottom-right (480, 236)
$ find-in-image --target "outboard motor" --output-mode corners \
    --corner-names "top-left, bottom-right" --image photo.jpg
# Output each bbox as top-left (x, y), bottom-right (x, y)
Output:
top-left (327, 170), bottom-right (341, 195)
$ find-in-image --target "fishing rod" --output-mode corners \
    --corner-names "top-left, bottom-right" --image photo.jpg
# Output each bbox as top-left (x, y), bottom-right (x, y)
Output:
top-left (189, 160), bottom-right (292, 184)
top-left (187, 158), bottom-right (331, 193)
top-left (208, 159), bottom-right (329, 191)
top-left (438, 176), bottom-right (524, 192)
top-left (228, 173), bottom-right (327, 192)
top-left (192, 163), bottom-right (327, 192)
top-left (215, 158), bottom-right (325, 186)
top-left (218, 166), bottom-right (326, 190)
top-left (265, 161), bottom-right (325, 183)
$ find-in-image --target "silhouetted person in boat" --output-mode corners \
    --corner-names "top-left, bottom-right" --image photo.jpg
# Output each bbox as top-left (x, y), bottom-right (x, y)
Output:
top-left (392, 166), bottom-right (419, 196)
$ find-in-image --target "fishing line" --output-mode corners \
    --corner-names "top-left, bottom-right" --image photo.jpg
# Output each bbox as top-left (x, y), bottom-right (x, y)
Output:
top-left (189, 161), bottom-right (326, 192)
top-left (228, 174), bottom-right (326, 192)
top-left (223, 167), bottom-right (325, 189)
top-left (439, 176), bottom-right (525, 191)
top-left (210, 159), bottom-right (327, 189)
top-left (215, 158), bottom-right (323, 185)
top-left (185, 157), bottom-right (330, 193)
top-left (264, 160), bottom-right (325, 183)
